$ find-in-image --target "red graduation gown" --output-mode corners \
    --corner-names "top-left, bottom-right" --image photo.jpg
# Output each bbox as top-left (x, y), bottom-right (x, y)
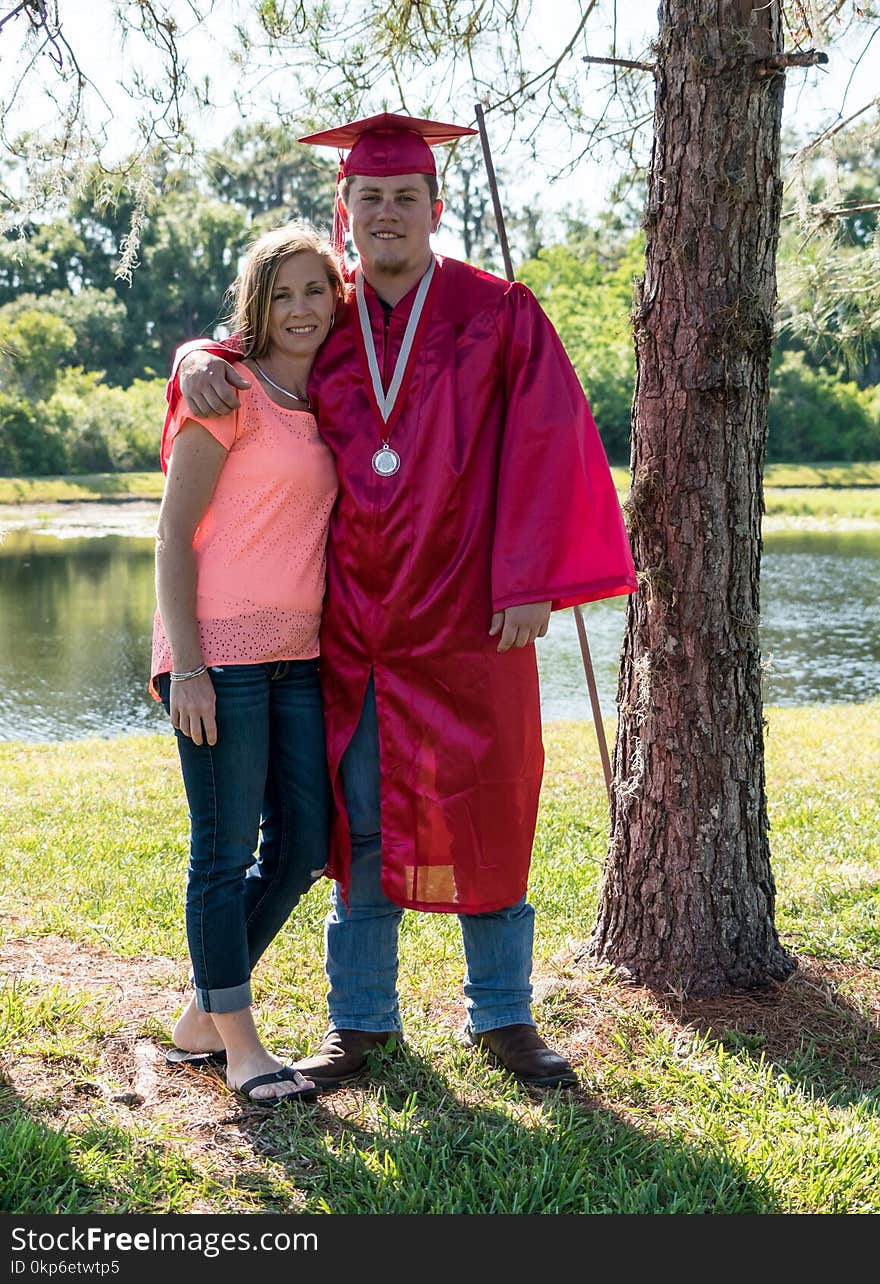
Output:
top-left (165, 255), bottom-right (637, 914)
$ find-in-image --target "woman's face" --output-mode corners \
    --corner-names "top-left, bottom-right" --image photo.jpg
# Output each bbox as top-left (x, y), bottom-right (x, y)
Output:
top-left (265, 252), bottom-right (336, 358)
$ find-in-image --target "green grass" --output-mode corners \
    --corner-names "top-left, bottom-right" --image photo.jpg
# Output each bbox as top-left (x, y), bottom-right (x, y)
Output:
top-left (0, 1105), bottom-right (227, 1215)
top-left (2, 462), bottom-right (879, 510)
top-left (0, 473), bottom-right (165, 504)
top-left (763, 462), bottom-right (880, 487)
top-left (763, 487), bottom-right (880, 523)
top-left (0, 706), bottom-right (877, 1214)
top-left (607, 462), bottom-right (880, 527)
top-left (607, 461), bottom-right (880, 490)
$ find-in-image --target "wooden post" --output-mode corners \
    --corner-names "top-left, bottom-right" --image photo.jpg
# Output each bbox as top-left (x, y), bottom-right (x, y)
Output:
top-left (474, 100), bottom-right (613, 802)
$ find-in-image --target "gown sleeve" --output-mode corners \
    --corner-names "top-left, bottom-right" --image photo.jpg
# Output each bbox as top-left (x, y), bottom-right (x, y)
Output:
top-left (490, 283), bottom-right (638, 611)
top-left (161, 335), bottom-right (245, 474)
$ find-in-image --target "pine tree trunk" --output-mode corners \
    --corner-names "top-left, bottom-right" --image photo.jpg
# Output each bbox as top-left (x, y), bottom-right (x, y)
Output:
top-left (590, 0), bottom-right (796, 994)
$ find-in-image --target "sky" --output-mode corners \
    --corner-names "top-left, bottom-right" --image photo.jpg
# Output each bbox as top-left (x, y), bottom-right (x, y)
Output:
top-left (1, 0), bottom-right (877, 256)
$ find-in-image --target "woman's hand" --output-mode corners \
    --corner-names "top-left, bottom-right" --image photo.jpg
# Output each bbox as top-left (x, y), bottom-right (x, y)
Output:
top-left (169, 670), bottom-right (218, 746)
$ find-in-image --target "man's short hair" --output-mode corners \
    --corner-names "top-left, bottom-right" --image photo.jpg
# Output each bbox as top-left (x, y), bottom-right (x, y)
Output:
top-left (339, 172), bottom-right (440, 207)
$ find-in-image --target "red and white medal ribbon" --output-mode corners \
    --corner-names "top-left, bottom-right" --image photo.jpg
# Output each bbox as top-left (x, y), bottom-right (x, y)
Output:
top-left (355, 257), bottom-right (436, 476)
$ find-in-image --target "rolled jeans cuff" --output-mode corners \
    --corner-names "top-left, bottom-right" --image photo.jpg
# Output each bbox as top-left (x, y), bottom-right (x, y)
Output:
top-left (195, 979), bottom-right (252, 1014)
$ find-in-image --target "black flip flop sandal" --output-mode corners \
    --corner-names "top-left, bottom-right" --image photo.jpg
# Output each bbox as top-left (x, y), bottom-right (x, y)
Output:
top-left (235, 1066), bottom-right (319, 1107)
top-left (165, 1046), bottom-right (228, 1068)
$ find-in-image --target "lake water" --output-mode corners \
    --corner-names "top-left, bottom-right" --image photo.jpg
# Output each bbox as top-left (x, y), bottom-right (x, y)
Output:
top-left (1, 526), bottom-right (878, 742)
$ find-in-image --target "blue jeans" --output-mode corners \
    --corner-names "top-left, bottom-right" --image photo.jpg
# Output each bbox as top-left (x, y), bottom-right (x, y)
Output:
top-left (159, 660), bottom-right (329, 1014)
top-left (325, 679), bottom-right (535, 1034)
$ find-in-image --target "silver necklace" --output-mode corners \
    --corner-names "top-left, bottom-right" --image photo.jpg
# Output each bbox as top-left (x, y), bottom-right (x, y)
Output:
top-left (252, 359), bottom-right (311, 409)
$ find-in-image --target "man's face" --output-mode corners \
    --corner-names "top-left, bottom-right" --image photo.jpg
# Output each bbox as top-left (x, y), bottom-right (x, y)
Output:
top-left (340, 174), bottom-right (442, 277)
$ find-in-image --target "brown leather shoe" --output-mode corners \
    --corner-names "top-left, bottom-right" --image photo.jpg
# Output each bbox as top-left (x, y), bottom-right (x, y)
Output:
top-left (464, 1023), bottom-right (578, 1088)
top-left (289, 1029), bottom-right (400, 1089)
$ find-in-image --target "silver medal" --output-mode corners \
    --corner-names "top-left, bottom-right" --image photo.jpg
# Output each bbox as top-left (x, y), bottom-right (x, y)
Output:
top-left (356, 260), bottom-right (435, 482)
top-left (372, 445), bottom-right (401, 476)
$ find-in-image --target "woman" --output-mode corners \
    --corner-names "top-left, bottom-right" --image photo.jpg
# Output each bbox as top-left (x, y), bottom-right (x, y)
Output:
top-left (151, 222), bottom-right (343, 1105)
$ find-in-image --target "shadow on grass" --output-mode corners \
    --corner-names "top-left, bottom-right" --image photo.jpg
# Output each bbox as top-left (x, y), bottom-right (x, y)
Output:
top-left (658, 957), bottom-right (880, 1110)
top-left (0, 1069), bottom-right (224, 1215)
top-left (55, 480), bottom-right (148, 501)
top-left (0, 1078), bottom-right (99, 1214)
top-left (808, 464), bottom-right (880, 488)
top-left (234, 1043), bottom-right (781, 1214)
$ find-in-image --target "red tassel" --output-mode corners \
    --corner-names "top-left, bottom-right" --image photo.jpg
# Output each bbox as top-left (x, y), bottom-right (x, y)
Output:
top-left (331, 158), bottom-right (347, 258)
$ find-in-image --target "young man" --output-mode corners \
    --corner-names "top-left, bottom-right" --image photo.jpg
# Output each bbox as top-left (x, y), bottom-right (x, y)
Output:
top-left (168, 113), bottom-right (637, 1089)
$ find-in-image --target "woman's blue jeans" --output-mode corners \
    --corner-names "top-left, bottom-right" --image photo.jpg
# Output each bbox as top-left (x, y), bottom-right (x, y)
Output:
top-left (158, 660), bottom-right (329, 1014)
top-left (326, 679), bottom-right (536, 1035)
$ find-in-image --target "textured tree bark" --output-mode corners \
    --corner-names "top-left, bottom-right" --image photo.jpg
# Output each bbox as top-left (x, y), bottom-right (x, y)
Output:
top-left (590, 0), bottom-right (796, 994)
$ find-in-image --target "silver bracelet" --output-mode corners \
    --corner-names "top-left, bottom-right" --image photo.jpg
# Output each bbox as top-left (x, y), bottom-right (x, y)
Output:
top-left (169, 663), bottom-right (208, 683)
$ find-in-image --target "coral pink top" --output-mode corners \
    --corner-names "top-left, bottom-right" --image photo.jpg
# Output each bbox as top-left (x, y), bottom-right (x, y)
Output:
top-left (150, 380), bottom-right (338, 692)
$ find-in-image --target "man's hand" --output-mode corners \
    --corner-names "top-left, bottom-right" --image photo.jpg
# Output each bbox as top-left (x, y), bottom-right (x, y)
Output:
top-left (489, 601), bottom-right (552, 653)
top-left (179, 352), bottom-right (251, 417)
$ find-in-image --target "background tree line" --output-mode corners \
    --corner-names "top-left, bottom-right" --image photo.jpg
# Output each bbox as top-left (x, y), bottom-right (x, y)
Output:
top-left (1, 120), bottom-right (878, 476)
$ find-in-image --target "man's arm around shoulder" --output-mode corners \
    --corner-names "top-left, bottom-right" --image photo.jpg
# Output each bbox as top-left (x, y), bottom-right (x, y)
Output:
top-left (170, 337), bottom-right (249, 418)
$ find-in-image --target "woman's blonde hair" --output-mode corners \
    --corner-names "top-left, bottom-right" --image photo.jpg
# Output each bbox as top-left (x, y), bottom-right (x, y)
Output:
top-left (229, 221), bottom-right (345, 358)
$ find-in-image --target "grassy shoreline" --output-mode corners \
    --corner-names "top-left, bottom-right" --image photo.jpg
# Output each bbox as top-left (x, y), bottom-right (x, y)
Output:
top-left (3, 466), bottom-right (880, 532)
top-left (1, 462), bottom-right (880, 500)
top-left (0, 472), bottom-right (166, 504)
top-left (1, 705), bottom-right (878, 1214)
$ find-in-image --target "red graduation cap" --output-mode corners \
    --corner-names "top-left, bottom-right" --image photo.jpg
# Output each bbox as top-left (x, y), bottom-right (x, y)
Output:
top-left (299, 112), bottom-right (477, 252)
top-left (299, 111), bottom-right (476, 178)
